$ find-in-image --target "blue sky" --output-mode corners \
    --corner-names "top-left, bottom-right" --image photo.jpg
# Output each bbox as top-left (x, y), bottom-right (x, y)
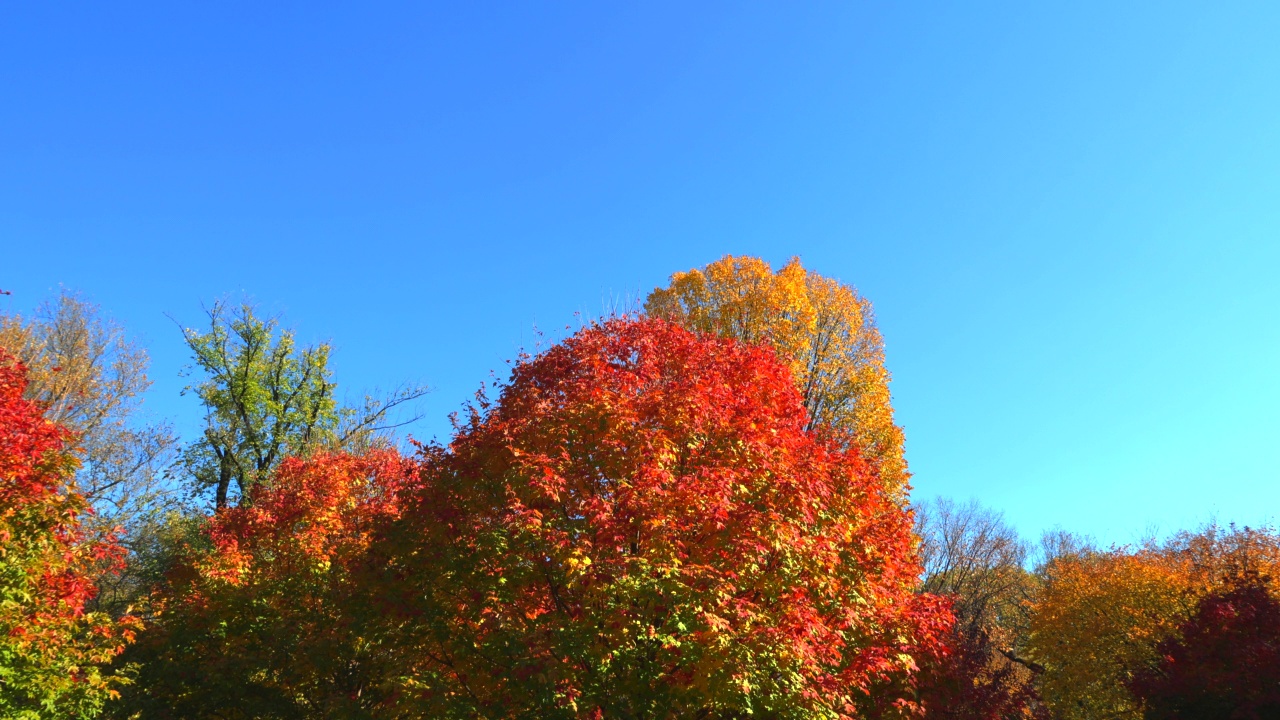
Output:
top-left (3, 2), bottom-right (1278, 546)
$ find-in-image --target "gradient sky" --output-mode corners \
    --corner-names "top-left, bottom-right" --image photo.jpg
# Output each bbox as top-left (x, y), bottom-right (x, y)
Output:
top-left (3, 2), bottom-right (1278, 547)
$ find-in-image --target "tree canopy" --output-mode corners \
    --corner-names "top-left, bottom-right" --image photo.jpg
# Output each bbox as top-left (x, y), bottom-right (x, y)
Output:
top-left (1026, 525), bottom-right (1280, 720)
top-left (1129, 572), bottom-right (1280, 719)
top-left (914, 498), bottom-right (1043, 719)
top-left (119, 317), bottom-right (950, 719)
top-left (0, 289), bottom-right (177, 542)
top-left (181, 301), bottom-right (426, 508)
top-left (0, 352), bottom-right (137, 718)
top-left (113, 450), bottom-right (415, 718)
top-left (646, 255), bottom-right (908, 494)
top-left (10, 265), bottom-right (1278, 720)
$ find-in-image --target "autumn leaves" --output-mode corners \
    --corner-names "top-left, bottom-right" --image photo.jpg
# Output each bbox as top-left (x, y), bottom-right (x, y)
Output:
top-left (0, 356), bottom-right (138, 717)
top-left (113, 315), bottom-right (945, 717)
top-left (1029, 527), bottom-right (1280, 719)
top-left (647, 256), bottom-right (908, 494)
top-left (1, 255), bottom-right (1276, 718)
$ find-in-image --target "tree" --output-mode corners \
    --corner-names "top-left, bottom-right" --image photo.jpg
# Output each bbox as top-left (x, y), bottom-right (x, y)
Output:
top-left (914, 620), bottom-right (1047, 720)
top-left (0, 289), bottom-right (178, 618)
top-left (914, 498), bottom-right (1043, 719)
top-left (111, 450), bottom-right (415, 719)
top-left (0, 351), bottom-right (138, 717)
top-left (114, 316), bottom-right (946, 719)
top-left (917, 498), bottom-right (1034, 644)
top-left (1162, 523), bottom-right (1280, 595)
top-left (1025, 525), bottom-right (1280, 720)
top-left (646, 255), bottom-right (908, 494)
top-left (1027, 548), bottom-right (1193, 720)
top-left (1128, 572), bottom-right (1280, 720)
top-left (0, 289), bottom-right (177, 547)
top-left (181, 301), bottom-right (426, 509)
top-left (370, 317), bottom-right (949, 718)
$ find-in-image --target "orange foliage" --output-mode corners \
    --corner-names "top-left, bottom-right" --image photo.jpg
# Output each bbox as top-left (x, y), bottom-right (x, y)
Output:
top-left (1028, 526), bottom-right (1280, 720)
top-left (646, 255), bottom-right (909, 494)
top-left (376, 317), bottom-right (947, 717)
top-left (116, 451), bottom-right (416, 717)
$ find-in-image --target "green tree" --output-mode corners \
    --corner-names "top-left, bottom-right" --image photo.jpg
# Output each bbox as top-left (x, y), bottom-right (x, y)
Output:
top-left (181, 301), bottom-right (426, 509)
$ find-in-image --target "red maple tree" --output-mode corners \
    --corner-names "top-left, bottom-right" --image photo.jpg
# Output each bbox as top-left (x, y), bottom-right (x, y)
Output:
top-left (0, 351), bottom-right (136, 715)
top-left (377, 317), bottom-right (951, 718)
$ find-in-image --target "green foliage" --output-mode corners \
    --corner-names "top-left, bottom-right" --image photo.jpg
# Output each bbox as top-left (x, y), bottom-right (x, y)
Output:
top-left (181, 302), bottom-right (425, 509)
top-left (181, 302), bottom-right (343, 509)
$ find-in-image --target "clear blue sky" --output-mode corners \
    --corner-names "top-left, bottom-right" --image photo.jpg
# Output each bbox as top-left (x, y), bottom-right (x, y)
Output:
top-left (3, 3), bottom-right (1278, 546)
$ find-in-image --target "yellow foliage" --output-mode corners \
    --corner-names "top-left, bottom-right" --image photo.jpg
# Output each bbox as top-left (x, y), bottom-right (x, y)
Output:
top-left (1029, 550), bottom-right (1193, 720)
top-left (1027, 525), bottom-right (1280, 719)
top-left (646, 255), bottom-right (907, 494)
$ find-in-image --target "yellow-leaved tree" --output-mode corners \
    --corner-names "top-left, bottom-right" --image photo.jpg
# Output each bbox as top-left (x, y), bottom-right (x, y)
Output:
top-left (645, 255), bottom-right (907, 493)
top-left (1029, 549), bottom-right (1192, 720)
top-left (1027, 524), bottom-right (1280, 720)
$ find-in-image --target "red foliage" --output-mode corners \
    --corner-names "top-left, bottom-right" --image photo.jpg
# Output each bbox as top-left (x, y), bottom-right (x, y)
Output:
top-left (0, 352), bottom-right (75, 536)
top-left (203, 449), bottom-right (415, 582)
top-left (119, 318), bottom-right (951, 718)
top-left (0, 350), bottom-right (108, 623)
top-left (1129, 572), bottom-right (1280, 720)
top-left (913, 620), bottom-right (1046, 720)
top-left (381, 317), bottom-right (951, 718)
top-left (116, 450), bottom-right (419, 717)
top-left (0, 351), bottom-right (135, 711)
